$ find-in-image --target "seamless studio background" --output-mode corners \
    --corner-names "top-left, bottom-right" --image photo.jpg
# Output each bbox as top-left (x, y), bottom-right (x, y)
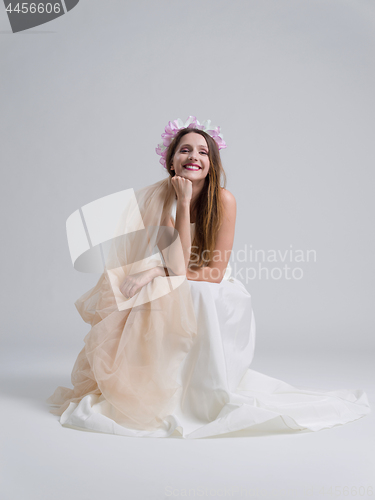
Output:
top-left (0, 1), bottom-right (374, 500)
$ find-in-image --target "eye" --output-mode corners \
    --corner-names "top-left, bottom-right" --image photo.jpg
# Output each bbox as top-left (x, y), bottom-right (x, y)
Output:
top-left (180, 148), bottom-right (189, 153)
top-left (200, 151), bottom-right (208, 155)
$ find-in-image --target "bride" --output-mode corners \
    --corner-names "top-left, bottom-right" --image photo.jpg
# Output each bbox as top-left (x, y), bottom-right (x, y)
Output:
top-left (46, 116), bottom-right (370, 438)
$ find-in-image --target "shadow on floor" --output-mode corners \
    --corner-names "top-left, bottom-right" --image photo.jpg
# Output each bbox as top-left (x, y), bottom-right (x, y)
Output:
top-left (0, 373), bottom-right (72, 411)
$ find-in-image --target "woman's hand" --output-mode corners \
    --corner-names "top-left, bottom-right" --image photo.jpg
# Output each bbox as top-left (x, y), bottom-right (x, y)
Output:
top-left (120, 268), bottom-right (160, 299)
top-left (171, 175), bottom-right (193, 203)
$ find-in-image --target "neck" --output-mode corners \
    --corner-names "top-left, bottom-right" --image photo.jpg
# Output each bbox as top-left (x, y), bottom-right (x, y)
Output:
top-left (189, 179), bottom-right (206, 222)
top-left (190, 178), bottom-right (205, 207)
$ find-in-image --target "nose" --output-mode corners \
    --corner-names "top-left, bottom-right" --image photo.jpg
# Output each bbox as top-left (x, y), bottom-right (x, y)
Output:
top-left (188, 149), bottom-right (198, 161)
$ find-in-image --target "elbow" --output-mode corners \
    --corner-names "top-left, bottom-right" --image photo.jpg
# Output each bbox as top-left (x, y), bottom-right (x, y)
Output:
top-left (167, 267), bottom-right (186, 277)
top-left (208, 266), bottom-right (225, 284)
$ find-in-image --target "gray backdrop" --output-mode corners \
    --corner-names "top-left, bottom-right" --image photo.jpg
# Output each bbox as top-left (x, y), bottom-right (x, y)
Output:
top-left (1, 0), bottom-right (374, 364)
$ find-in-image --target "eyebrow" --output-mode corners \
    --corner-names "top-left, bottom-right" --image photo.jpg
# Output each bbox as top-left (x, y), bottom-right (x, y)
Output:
top-left (179, 143), bottom-right (208, 149)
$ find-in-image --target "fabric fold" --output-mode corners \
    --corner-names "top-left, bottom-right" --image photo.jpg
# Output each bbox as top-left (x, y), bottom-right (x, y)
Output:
top-left (47, 178), bottom-right (371, 438)
top-left (47, 178), bottom-right (198, 430)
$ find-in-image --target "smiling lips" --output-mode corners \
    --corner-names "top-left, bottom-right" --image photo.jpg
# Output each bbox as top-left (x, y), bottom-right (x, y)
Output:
top-left (183, 164), bottom-right (201, 171)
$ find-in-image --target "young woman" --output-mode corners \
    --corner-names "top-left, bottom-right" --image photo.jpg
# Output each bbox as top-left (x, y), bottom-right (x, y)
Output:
top-left (119, 126), bottom-right (235, 296)
top-left (47, 116), bottom-right (370, 438)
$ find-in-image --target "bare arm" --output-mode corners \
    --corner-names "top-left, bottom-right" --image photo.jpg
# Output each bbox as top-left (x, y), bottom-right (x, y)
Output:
top-left (156, 176), bottom-right (193, 276)
top-left (174, 198), bottom-right (192, 272)
top-left (120, 178), bottom-right (194, 298)
top-left (186, 189), bottom-right (236, 284)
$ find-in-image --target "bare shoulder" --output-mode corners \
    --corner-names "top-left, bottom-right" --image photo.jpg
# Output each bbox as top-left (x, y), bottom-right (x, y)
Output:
top-left (220, 188), bottom-right (236, 223)
top-left (220, 188), bottom-right (236, 210)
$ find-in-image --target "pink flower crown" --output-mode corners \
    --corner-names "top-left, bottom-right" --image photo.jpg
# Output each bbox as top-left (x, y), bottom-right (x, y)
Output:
top-left (155, 115), bottom-right (227, 169)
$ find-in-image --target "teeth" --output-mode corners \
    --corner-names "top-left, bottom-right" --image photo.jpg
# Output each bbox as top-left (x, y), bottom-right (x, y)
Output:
top-left (184, 166), bottom-right (200, 170)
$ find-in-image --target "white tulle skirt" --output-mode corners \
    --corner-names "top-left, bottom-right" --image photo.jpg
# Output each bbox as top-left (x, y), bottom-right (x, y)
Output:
top-left (54, 276), bottom-right (370, 439)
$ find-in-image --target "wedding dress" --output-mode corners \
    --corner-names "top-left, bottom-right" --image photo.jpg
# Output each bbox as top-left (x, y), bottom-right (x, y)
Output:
top-left (46, 179), bottom-right (370, 438)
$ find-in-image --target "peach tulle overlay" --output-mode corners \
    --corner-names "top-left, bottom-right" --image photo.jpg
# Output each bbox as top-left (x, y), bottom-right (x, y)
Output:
top-left (46, 178), bottom-right (198, 430)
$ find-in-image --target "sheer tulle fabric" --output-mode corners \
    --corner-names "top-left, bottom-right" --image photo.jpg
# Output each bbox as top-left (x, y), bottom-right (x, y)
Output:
top-left (47, 178), bottom-right (198, 430)
top-left (47, 178), bottom-right (371, 438)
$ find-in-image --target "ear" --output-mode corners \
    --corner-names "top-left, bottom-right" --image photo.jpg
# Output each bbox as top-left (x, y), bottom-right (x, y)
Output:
top-left (170, 163), bottom-right (174, 170)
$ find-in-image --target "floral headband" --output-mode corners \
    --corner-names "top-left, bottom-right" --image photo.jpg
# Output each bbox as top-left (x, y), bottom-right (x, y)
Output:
top-left (155, 115), bottom-right (227, 169)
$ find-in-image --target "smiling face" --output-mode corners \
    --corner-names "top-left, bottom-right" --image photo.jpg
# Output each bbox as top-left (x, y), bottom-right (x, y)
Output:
top-left (170, 132), bottom-right (210, 180)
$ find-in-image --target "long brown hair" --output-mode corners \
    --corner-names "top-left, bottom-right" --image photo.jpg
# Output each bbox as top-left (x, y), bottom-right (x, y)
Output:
top-left (165, 128), bottom-right (227, 268)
